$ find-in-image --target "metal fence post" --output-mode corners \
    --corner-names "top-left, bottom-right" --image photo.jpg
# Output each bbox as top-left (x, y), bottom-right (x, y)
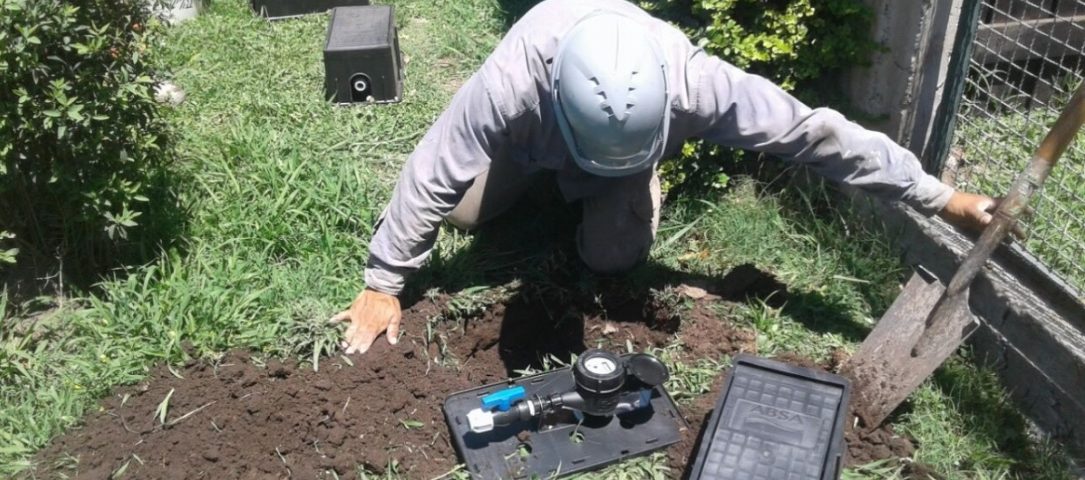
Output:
top-left (927, 0), bottom-right (985, 174)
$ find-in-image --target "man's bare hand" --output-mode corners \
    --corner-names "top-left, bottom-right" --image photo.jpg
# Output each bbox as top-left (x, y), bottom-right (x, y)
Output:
top-left (330, 289), bottom-right (402, 354)
top-left (938, 191), bottom-right (998, 233)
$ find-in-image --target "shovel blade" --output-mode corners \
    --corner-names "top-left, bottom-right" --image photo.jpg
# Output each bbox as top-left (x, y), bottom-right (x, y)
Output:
top-left (843, 271), bottom-right (978, 429)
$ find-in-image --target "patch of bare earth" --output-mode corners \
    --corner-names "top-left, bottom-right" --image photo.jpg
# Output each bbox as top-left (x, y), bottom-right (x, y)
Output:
top-left (29, 270), bottom-right (930, 478)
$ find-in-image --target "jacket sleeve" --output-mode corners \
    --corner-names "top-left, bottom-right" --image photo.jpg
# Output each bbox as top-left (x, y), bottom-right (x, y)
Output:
top-left (690, 53), bottom-right (954, 215)
top-left (364, 73), bottom-right (506, 295)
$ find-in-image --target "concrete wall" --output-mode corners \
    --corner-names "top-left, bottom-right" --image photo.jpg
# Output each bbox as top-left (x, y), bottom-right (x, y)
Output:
top-left (847, 0), bottom-right (965, 165)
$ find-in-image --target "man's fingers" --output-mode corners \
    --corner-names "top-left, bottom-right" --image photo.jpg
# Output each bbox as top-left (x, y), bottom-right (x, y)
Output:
top-left (970, 196), bottom-right (996, 228)
top-left (386, 314), bottom-right (401, 345)
top-left (344, 323), bottom-right (358, 345)
top-left (334, 289), bottom-right (402, 355)
top-left (328, 310), bottom-right (350, 324)
top-left (1010, 224), bottom-right (1027, 240)
top-left (346, 330), bottom-right (378, 355)
top-left (343, 323), bottom-right (363, 353)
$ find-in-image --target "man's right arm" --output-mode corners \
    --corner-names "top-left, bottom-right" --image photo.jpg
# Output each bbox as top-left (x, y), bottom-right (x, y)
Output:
top-left (366, 74), bottom-right (507, 296)
top-left (334, 73), bottom-right (507, 354)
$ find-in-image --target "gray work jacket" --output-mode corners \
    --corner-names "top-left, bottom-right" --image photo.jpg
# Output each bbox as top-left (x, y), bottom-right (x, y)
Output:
top-left (364, 0), bottom-right (954, 295)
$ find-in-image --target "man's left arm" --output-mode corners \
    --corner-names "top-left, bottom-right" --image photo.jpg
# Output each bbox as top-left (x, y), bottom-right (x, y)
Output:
top-left (688, 52), bottom-right (994, 230)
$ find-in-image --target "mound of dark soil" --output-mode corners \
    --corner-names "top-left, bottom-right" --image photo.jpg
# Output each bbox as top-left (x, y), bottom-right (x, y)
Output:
top-left (28, 274), bottom-right (923, 479)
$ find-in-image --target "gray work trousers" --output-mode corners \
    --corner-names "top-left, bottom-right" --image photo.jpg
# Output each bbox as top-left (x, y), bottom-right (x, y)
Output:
top-left (447, 161), bottom-right (661, 274)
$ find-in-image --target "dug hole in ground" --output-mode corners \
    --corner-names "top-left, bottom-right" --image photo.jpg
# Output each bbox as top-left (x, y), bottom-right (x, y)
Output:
top-left (29, 265), bottom-right (924, 479)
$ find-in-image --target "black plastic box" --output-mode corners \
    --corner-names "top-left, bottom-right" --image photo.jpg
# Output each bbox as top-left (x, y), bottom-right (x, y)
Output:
top-left (323, 5), bottom-right (402, 104)
top-left (688, 355), bottom-right (850, 480)
top-left (251, 0), bottom-right (370, 20)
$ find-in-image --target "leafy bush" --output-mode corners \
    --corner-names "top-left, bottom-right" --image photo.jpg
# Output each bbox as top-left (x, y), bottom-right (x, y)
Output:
top-left (644, 0), bottom-right (877, 90)
top-left (0, 0), bottom-right (168, 270)
top-left (641, 0), bottom-right (878, 194)
top-left (0, 232), bottom-right (15, 265)
top-left (658, 140), bottom-right (738, 195)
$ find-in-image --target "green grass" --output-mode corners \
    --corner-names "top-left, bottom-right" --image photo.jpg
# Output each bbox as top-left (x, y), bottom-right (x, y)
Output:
top-left (650, 178), bottom-right (902, 357)
top-left (659, 179), bottom-right (1077, 478)
top-left (0, 0), bottom-right (1077, 478)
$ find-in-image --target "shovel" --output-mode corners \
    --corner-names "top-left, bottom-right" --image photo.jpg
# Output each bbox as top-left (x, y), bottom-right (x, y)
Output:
top-left (843, 82), bottom-right (1085, 430)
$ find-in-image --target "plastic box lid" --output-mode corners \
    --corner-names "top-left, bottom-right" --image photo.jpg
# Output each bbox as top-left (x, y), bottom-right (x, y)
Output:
top-left (251, 0), bottom-right (370, 20)
top-left (325, 5), bottom-right (394, 52)
top-left (688, 355), bottom-right (850, 480)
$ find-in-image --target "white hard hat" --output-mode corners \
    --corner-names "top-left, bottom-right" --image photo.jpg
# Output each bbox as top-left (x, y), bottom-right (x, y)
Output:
top-left (552, 12), bottom-right (670, 177)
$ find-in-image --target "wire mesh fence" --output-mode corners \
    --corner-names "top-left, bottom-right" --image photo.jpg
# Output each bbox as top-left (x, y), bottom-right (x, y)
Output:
top-left (943, 0), bottom-right (1085, 294)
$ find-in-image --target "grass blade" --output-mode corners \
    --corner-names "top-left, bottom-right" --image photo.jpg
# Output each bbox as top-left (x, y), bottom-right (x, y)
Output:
top-left (166, 401), bottom-right (215, 427)
top-left (154, 388), bottom-right (175, 425)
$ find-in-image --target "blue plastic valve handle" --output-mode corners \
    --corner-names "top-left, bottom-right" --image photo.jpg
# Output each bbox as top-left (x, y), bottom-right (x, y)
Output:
top-left (480, 386), bottom-right (526, 412)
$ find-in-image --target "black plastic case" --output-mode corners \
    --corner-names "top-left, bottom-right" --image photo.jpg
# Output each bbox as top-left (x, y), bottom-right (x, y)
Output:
top-left (443, 366), bottom-right (686, 479)
top-left (323, 5), bottom-right (402, 104)
top-left (688, 355), bottom-right (850, 480)
top-left (251, 0), bottom-right (370, 20)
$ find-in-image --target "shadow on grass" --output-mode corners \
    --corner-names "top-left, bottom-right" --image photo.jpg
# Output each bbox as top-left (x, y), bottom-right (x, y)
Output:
top-left (662, 160), bottom-right (895, 344)
top-left (758, 164), bottom-right (905, 341)
top-left (1, 164), bottom-right (189, 311)
top-left (494, 0), bottom-right (538, 27)
top-left (400, 174), bottom-right (874, 365)
top-left (778, 290), bottom-right (876, 343)
top-left (928, 355), bottom-right (1072, 478)
top-left (399, 175), bottom-right (580, 303)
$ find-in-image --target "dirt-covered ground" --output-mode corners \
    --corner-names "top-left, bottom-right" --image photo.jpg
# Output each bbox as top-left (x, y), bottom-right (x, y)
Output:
top-left (29, 272), bottom-right (918, 479)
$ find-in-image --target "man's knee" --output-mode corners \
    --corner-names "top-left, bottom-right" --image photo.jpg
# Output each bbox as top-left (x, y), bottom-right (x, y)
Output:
top-left (445, 163), bottom-right (539, 231)
top-left (577, 172), bottom-right (659, 275)
top-left (578, 232), bottom-right (651, 275)
top-left (446, 208), bottom-right (481, 231)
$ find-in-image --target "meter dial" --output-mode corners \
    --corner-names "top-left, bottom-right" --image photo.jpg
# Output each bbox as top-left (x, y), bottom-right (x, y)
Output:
top-left (573, 349), bottom-right (627, 416)
top-left (583, 356), bottom-right (618, 375)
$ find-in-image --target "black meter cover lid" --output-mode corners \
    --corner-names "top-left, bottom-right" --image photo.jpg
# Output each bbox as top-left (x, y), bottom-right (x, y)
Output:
top-left (574, 349), bottom-right (625, 393)
top-left (627, 353), bottom-right (669, 387)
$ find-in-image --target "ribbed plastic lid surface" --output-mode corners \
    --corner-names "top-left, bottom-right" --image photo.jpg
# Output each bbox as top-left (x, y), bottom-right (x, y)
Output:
top-left (326, 5), bottom-right (393, 51)
top-left (689, 355), bottom-right (849, 480)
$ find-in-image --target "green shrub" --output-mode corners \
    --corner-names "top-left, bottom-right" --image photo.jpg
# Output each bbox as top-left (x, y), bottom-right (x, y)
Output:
top-left (658, 140), bottom-right (737, 195)
top-left (644, 0), bottom-right (877, 90)
top-left (0, 231), bottom-right (15, 265)
top-left (642, 0), bottom-right (878, 195)
top-left (0, 0), bottom-right (168, 270)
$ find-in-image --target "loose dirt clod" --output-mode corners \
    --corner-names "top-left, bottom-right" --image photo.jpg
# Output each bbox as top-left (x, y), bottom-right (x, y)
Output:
top-left (29, 278), bottom-right (918, 479)
top-left (845, 420), bottom-right (917, 465)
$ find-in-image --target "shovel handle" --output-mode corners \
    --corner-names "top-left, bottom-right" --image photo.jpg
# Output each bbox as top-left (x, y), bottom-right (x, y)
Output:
top-left (944, 82), bottom-right (1085, 296)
